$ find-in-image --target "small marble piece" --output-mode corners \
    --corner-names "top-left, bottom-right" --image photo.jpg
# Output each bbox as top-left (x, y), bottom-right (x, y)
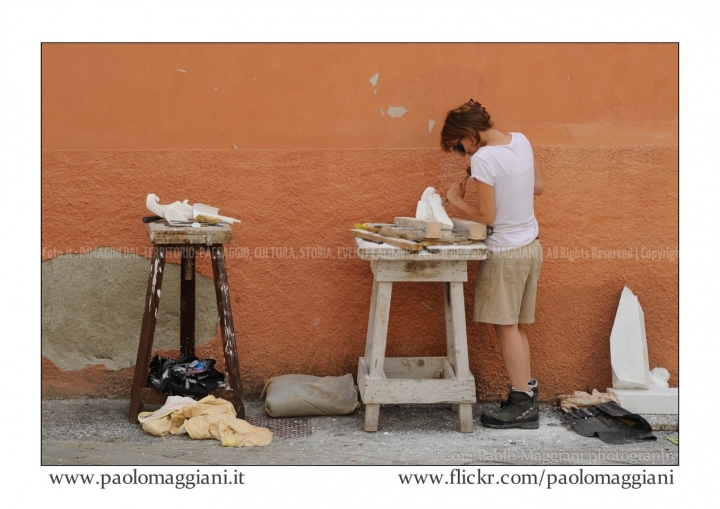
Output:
top-left (146, 194), bottom-right (241, 224)
top-left (649, 367), bottom-right (670, 388)
top-left (146, 194), bottom-right (193, 222)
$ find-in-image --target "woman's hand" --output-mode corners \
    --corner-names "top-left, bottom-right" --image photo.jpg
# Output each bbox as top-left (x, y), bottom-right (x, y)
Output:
top-left (446, 180), bottom-right (467, 204)
top-left (444, 178), bottom-right (496, 225)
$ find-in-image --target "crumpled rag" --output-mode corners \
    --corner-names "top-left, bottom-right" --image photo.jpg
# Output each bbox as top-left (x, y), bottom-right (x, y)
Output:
top-left (138, 395), bottom-right (273, 447)
top-left (558, 389), bottom-right (618, 413)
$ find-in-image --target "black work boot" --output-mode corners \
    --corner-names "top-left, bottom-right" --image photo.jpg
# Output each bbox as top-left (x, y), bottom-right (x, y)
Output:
top-left (500, 380), bottom-right (537, 408)
top-left (481, 389), bottom-right (539, 429)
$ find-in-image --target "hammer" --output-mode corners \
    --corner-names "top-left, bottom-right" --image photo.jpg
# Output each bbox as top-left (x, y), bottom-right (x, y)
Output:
top-left (442, 166), bottom-right (472, 205)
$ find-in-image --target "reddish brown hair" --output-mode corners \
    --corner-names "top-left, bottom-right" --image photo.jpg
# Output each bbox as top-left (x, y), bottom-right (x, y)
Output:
top-left (439, 100), bottom-right (494, 152)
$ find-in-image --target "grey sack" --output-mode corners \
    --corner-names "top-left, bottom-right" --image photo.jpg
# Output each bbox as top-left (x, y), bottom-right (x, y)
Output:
top-left (263, 373), bottom-right (360, 417)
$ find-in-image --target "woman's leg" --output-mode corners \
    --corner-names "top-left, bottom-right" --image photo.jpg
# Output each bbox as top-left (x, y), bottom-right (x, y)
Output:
top-left (518, 324), bottom-right (531, 383)
top-left (493, 324), bottom-right (530, 392)
top-left (482, 322), bottom-right (538, 429)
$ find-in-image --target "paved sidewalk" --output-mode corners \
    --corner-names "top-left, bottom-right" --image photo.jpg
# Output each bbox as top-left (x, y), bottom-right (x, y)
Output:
top-left (42, 399), bottom-right (678, 466)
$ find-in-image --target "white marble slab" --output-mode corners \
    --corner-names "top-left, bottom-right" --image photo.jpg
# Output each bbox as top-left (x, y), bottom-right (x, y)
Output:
top-left (610, 286), bottom-right (652, 389)
top-left (607, 387), bottom-right (678, 415)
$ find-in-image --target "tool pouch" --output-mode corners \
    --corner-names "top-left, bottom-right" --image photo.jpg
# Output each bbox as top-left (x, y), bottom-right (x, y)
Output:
top-left (147, 354), bottom-right (226, 397)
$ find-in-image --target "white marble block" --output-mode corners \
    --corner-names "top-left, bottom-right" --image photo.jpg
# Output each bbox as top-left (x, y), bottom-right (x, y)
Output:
top-left (610, 286), bottom-right (651, 389)
top-left (607, 387), bottom-right (678, 415)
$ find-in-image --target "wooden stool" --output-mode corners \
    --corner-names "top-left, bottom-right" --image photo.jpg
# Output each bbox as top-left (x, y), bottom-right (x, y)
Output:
top-left (128, 222), bottom-right (244, 423)
top-left (353, 239), bottom-right (488, 433)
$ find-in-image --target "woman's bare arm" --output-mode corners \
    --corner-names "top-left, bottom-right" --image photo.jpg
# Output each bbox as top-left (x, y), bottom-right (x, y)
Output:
top-left (447, 179), bottom-right (496, 225)
top-left (534, 160), bottom-right (544, 196)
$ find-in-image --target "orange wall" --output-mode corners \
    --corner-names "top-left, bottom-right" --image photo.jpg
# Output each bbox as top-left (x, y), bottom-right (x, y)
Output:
top-left (42, 43), bottom-right (677, 149)
top-left (41, 44), bottom-right (678, 400)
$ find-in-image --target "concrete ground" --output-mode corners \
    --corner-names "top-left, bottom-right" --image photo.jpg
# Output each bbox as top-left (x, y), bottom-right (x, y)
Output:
top-left (41, 399), bottom-right (678, 466)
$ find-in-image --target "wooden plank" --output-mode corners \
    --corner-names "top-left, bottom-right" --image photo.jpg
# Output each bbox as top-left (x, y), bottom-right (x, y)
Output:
top-left (358, 356), bottom-right (386, 384)
top-left (364, 404), bottom-right (381, 432)
top-left (129, 246), bottom-right (166, 424)
top-left (147, 221), bottom-right (234, 245)
top-left (358, 356), bottom-right (385, 399)
top-left (353, 238), bottom-right (488, 261)
top-left (448, 282), bottom-right (471, 379)
top-left (363, 281), bottom-right (380, 361)
top-left (442, 358), bottom-right (457, 380)
top-left (445, 281), bottom-right (476, 426)
top-left (443, 358), bottom-right (460, 412)
top-left (357, 358), bottom-right (368, 398)
top-left (366, 282), bottom-right (393, 378)
top-left (374, 259), bottom-right (467, 282)
top-left (361, 377), bottom-right (477, 404)
top-left (394, 216), bottom-right (443, 239)
top-left (349, 229), bottom-right (422, 251)
top-left (358, 359), bottom-right (381, 430)
top-left (383, 357), bottom-right (445, 379)
top-left (379, 227), bottom-right (456, 243)
top-left (359, 355), bottom-right (475, 405)
top-left (450, 218), bottom-right (487, 240)
top-left (443, 282), bottom-right (458, 373)
top-left (458, 404), bottom-right (474, 432)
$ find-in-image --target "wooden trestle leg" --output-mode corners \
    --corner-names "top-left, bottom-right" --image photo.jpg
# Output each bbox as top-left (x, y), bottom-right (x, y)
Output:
top-left (211, 245), bottom-right (245, 419)
top-left (129, 246), bottom-right (166, 424)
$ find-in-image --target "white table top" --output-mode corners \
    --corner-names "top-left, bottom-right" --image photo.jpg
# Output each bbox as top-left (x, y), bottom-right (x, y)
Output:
top-left (353, 238), bottom-right (488, 261)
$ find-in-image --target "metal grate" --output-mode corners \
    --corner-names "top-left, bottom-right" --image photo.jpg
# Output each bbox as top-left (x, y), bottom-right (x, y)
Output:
top-left (245, 416), bottom-right (312, 438)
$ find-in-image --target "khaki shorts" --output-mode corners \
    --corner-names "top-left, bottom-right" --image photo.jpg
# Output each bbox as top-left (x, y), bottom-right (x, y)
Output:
top-left (474, 239), bottom-right (542, 325)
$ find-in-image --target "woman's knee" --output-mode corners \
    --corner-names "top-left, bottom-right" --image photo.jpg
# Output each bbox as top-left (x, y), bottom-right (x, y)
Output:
top-left (493, 323), bottom-right (519, 338)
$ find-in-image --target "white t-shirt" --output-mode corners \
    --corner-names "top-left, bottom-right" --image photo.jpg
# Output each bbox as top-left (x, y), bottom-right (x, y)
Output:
top-left (470, 132), bottom-right (539, 252)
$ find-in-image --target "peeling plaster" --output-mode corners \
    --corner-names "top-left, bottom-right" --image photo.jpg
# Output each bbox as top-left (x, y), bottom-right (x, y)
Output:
top-left (176, 68), bottom-right (186, 73)
top-left (232, 144), bottom-right (238, 149)
top-left (380, 108), bottom-right (384, 116)
top-left (374, 90), bottom-right (377, 95)
top-left (428, 119), bottom-right (435, 132)
top-left (387, 106), bottom-right (408, 118)
top-left (42, 248), bottom-right (219, 371)
top-left (369, 73), bottom-right (379, 86)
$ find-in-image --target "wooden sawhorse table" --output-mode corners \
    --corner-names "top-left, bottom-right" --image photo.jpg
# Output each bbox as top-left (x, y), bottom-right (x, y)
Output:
top-left (354, 239), bottom-right (488, 433)
top-left (128, 222), bottom-right (244, 423)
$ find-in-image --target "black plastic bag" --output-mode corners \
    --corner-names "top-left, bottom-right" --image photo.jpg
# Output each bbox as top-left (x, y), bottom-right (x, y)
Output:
top-left (147, 354), bottom-right (226, 397)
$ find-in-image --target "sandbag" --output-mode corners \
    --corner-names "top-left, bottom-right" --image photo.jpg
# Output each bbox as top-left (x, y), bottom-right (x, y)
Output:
top-left (263, 373), bottom-right (360, 417)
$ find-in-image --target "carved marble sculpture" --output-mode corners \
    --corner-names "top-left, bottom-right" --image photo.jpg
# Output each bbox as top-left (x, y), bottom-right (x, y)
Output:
top-left (415, 187), bottom-right (453, 228)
